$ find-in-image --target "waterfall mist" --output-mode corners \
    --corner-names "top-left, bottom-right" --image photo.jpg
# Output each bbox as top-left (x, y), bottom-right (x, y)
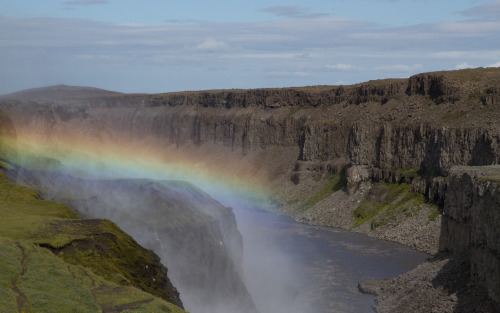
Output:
top-left (6, 143), bottom-right (318, 313)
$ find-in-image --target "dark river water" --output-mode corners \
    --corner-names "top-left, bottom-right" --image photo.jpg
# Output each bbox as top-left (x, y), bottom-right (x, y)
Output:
top-left (233, 207), bottom-right (430, 313)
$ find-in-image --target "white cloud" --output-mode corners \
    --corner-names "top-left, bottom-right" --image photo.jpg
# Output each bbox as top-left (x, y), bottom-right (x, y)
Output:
top-left (431, 50), bottom-right (500, 61)
top-left (430, 51), bottom-right (468, 59)
top-left (1, 9), bottom-right (500, 94)
top-left (260, 6), bottom-right (329, 18)
top-left (267, 71), bottom-right (310, 78)
top-left (453, 62), bottom-right (475, 70)
top-left (326, 63), bottom-right (356, 71)
top-left (225, 53), bottom-right (297, 60)
top-left (487, 61), bottom-right (500, 68)
top-left (195, 37), bottom-right (229, 52)
top-left (375, 64), bottom-right (423, 72)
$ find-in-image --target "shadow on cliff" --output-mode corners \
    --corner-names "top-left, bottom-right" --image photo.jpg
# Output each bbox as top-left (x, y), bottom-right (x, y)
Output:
top-left (431, 251), bottom-right (497, 313)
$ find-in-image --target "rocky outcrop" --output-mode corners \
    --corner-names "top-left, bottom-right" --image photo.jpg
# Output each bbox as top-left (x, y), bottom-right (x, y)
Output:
top-left (363, 166), bottom-right (500, 312)
top-left (440, 165), bottom-right (500, 307)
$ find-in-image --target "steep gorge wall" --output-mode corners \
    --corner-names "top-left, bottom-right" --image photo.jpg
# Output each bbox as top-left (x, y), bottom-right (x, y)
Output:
top-left (1, 70), bottom-right (500, 207)
top-left (440, 166), bottom-right (500, 307)
top-left (2, 68), bottom-right (500, 311)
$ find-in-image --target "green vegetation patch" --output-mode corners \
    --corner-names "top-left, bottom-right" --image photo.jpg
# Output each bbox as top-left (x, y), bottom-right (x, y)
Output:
top-left (0, 171), bottom-right (79, 240)
top-left (478, 175), bottom-right (500, 186)
top-left (38, 218), bottom-right (178, 303)
top-left (0, 238), bottom-right (183, 313)
top-left (299, 170), bottom-right (346, 210)
top-left (0, 169), bottom-right (185, 312)
top-left (352, 182), bottom-right (427, 229)
top-left (428, 206), bottom-right (441, 222)
top-left (0, 238), bottom-right (22, 312)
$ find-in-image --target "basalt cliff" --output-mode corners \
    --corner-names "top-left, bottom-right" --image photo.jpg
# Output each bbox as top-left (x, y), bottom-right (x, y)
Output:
top-left (2, 68), bottom-right (500, 249)
top-left (359, 165), bottom-right (500, 312)
top-left (1, 67), bottom-right (500, 310)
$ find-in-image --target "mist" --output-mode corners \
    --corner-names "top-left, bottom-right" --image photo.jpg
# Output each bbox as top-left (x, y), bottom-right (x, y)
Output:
top-left (7, 141), bottom-right (319, 313)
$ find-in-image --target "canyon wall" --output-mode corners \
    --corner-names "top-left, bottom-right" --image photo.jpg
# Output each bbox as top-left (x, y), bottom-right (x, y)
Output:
top-left (440, 166), bottom-right (500, 306)
top-left (2, 69), bottom-right (499, 205)
top-left (363, 166), bottom-right (500, 313)
top-left (1, 69), bottom-right (499, 251)
top-left (2, 67), bottom-right (500, 310)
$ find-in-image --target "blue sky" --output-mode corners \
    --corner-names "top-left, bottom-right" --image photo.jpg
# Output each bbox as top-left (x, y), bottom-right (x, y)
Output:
top-left (1, 0), bottom-right (499, 94)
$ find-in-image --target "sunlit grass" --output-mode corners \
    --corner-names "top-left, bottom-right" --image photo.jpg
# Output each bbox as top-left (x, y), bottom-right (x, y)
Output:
top-left (352, 182), bottom-right (428, 229)
top-left (0, 169), bottom-right (186, 313)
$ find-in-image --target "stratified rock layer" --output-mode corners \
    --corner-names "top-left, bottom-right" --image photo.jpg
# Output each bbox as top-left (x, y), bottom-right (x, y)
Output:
top-left (2, 69), bottom-right (499, 203)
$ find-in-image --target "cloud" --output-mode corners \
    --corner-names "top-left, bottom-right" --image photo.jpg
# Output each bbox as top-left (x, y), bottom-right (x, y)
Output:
top-left (165, 19), bottom-right (207, 25)
top-left (64, 0), bottom-right (108, 6)
top-left (375, 64), bottom-right (423, 72)
top-left (453, 62), bottom-right (475, 70)
top-left (326, 64), bottom-right (356, 71)
top-left (260, 6), bottom-right (328, 18)
top-left (266, 71), bottom-right (309, 78)
top-left (487, 61), bottom-right (500, 68)
top-left (1, 10), bottom-right (500, 94)
top-left (430, 51), bottom-right (469, 59)
top-left (462, 0), bottom-right (500, 19)
top-left (431, 50), bottom-right (500, 60)
top-left (260, 6), bottom-right (309, 17)
top-left (435, 20), bottom-right (500, 34)
top-left (195, 37), bottom-right (229, 52)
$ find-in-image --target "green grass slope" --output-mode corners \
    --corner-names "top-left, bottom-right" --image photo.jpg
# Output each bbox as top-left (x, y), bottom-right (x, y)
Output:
top-left (0, 169), bottom-right (186, 313)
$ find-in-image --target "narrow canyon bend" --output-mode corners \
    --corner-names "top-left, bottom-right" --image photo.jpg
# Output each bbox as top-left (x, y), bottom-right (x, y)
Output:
top-left (0, 68), bottom-right (499, 312)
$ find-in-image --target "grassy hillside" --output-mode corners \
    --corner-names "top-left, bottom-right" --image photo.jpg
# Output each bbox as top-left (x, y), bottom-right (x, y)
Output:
top-left (0, 167), bottom-right (186, 313)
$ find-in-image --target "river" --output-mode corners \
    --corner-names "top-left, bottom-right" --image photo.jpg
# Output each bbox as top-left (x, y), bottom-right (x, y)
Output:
top-left (233, 207), bottom-right (430, 313)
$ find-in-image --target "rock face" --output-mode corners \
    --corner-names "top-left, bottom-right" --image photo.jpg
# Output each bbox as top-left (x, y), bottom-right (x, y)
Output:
top-left (2, 70), bottom-right (499, 248)
top-left (2, 69), bottom-right (499, 190)
top-left (362, 166), bottom-right (500, 312)
top-left (440, 166), bottom-right (500, 307)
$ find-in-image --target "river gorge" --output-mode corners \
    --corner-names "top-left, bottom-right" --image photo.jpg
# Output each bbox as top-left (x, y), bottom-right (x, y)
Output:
top-left (233, 206), bottom-right (429, 313)
top-left (0, 68), bottom-right (499, 312)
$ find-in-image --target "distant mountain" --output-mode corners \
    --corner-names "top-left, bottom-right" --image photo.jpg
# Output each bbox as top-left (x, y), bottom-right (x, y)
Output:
top-left (0, 84), bottom-right (124, 101)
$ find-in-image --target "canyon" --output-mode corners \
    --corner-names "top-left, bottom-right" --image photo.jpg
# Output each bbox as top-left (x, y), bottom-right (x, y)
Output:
top-left (1, 67), bottom-right (499, 311)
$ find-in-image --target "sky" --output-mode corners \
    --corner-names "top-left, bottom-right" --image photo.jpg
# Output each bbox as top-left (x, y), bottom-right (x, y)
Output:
top-left (1, 0), bottom-right (500, 94)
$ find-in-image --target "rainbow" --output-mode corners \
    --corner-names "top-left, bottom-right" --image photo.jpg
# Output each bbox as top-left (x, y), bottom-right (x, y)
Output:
top-left (4, 128), bottom-right (274, 208)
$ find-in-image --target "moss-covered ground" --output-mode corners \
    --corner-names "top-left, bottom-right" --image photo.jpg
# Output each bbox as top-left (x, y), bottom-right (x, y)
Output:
top-left (0, 168), bottom-right (186, 313)
top-left (351, 182), bottom-right (438, 230)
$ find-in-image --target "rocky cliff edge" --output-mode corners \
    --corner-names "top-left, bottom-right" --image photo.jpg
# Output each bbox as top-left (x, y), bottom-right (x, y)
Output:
top-left (360, 165), bottom-right (500, 312)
